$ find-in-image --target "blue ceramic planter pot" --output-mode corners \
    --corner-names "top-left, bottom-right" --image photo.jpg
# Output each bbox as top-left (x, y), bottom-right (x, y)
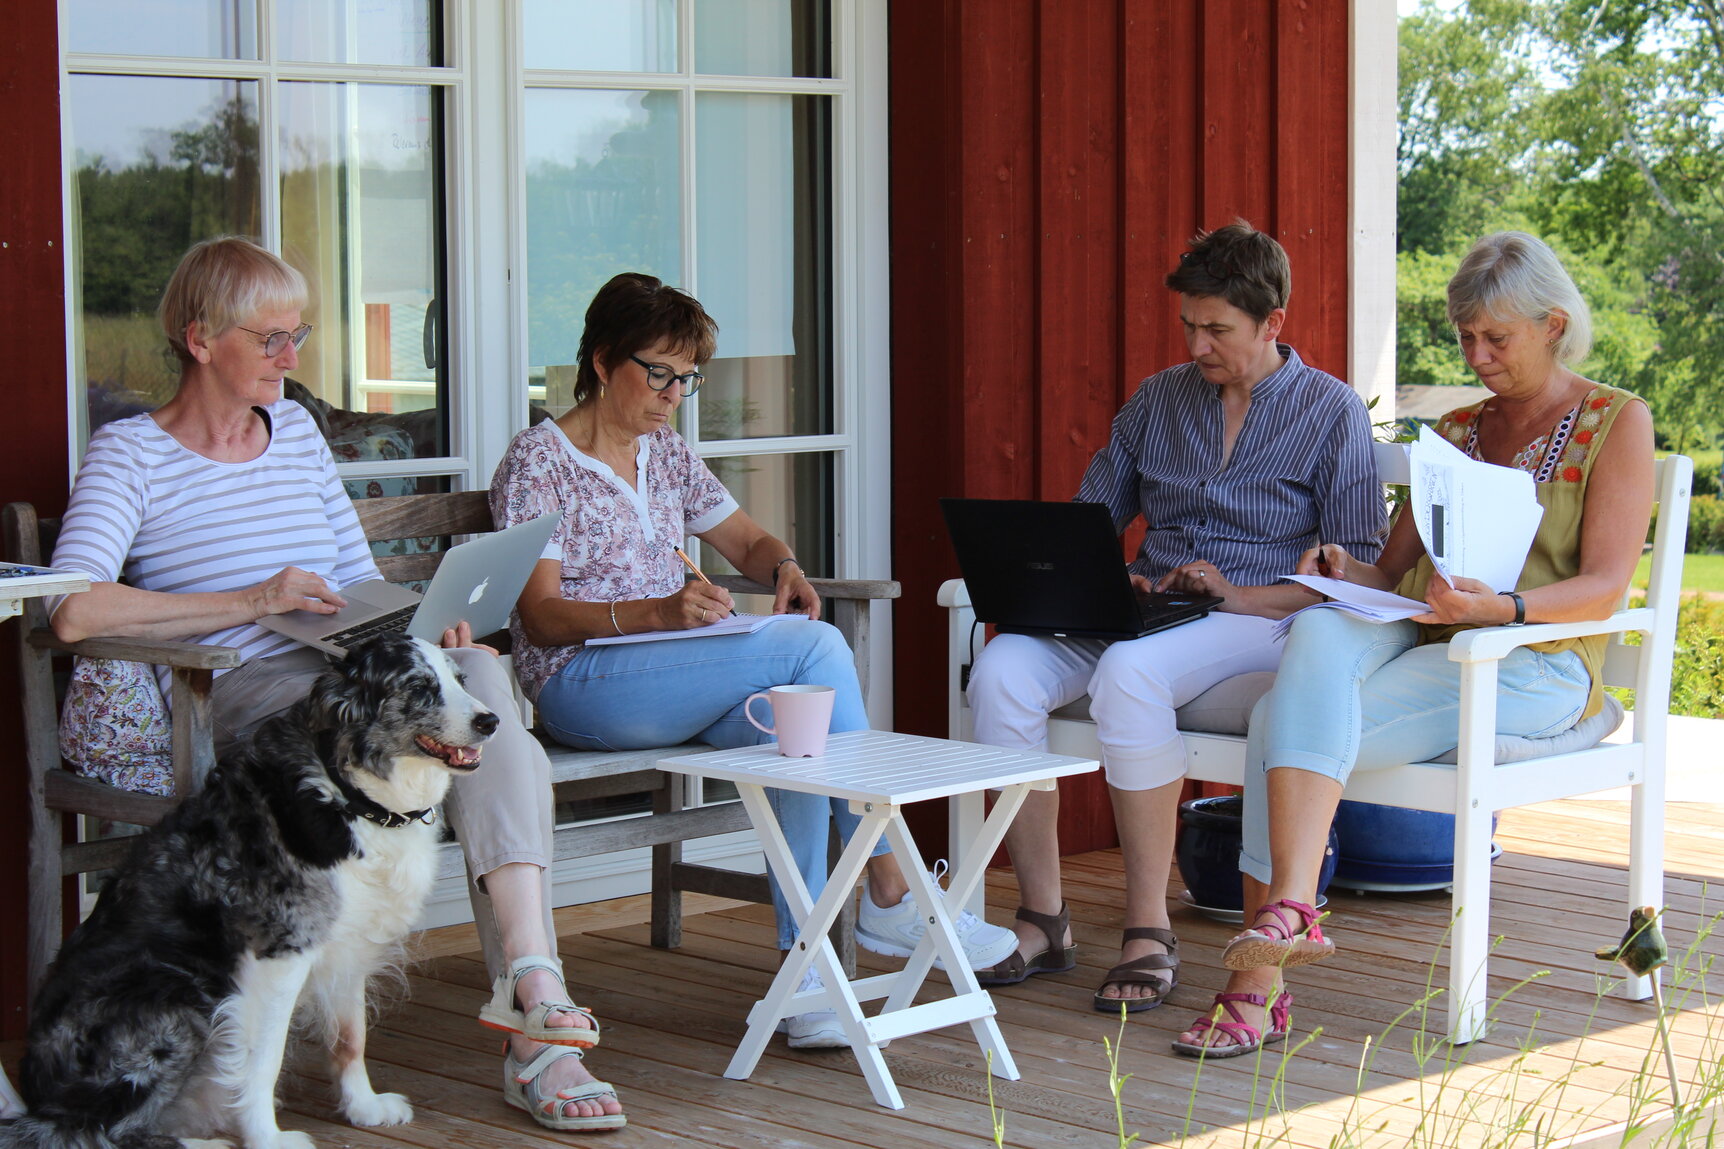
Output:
top-left (1176, 794), bottom-right (1337, 912)
top-left (1331, 801), bottom-right (1499, 890)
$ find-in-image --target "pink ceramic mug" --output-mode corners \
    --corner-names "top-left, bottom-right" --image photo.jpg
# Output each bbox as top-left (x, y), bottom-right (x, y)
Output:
top-left (744, 684), bottom-right (836, 757)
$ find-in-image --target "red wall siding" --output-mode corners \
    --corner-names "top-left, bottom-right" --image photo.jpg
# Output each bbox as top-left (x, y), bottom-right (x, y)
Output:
top-left (889, 0), bottom-right (1352, 854)
top-left (0, 0), bottom-right (69, 1040)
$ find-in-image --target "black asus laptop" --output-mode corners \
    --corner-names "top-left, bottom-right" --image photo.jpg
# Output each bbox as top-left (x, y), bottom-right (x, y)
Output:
top-left (941, 498), bottom-right (1224, 640)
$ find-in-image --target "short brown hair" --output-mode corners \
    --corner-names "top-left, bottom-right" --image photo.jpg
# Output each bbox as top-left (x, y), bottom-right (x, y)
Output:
top-left (573, 273), bottom-right (720, 407)
top-left (158, 236), bottom-right (309, 366)
top-left (1163, 220), bottom-right (1291, 324)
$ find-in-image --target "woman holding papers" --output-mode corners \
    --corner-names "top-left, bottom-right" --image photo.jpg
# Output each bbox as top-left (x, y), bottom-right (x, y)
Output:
top-left (1173, 232), bottom-right (1654, 1059)
top-left (491, 273), bottom-right (1016, 1051)
top-left (966, 222), bottom-right (1387, 1012)
top-left (49, 237), bottom-right (626, 1131)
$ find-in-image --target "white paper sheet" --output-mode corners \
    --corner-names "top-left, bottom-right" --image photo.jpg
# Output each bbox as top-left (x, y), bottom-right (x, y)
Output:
top-left (1271, 575), bottom-right (1430, 639)
top-left (1408, 426), bottom-right (1543, 592)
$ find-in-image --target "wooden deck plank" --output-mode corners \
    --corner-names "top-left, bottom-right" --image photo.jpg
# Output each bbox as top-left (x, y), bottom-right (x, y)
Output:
top-left (6, 797), bottom-right (1719, 1147)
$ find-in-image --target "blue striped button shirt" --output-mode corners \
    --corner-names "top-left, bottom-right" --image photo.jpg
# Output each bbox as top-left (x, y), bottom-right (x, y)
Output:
top-left (1077, 345), bottom-right (1386, 587)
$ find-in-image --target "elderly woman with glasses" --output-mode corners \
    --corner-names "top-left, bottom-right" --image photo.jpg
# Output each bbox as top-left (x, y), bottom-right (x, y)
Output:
top-left (1172, 232), bottom-right (1653, 1059)
top-left (489, 271), bottom-right (1017, 1057)
top-left (50, 236), bottom-right (628, 1131)
top-left (965, 221), bottom-right (1387, 1014)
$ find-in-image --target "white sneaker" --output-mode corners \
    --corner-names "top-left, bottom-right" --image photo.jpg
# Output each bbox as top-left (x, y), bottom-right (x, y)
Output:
top-left (855, 861), bottom-right (1018, 971)
top-left (776, 967), bottom-right (849, 1050)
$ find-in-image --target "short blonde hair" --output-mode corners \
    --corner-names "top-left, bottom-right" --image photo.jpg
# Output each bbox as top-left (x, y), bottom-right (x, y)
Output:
top-left (1447, 232), bottom-right (1593, 365)
top-left (158, 237), bottom-right (309, 366)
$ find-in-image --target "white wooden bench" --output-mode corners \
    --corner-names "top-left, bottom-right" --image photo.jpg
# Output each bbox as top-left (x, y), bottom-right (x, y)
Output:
top-left (938, 446), bottom-right (1691, 1043)
top-left (7, 492), bottom-right (899, 997)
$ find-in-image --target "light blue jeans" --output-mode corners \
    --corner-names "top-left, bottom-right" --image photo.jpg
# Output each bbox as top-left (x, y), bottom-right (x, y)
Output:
top-left (536, 618), bottom-right (886, 948)
top-left (1239, 608), bottom-right (1591, 883)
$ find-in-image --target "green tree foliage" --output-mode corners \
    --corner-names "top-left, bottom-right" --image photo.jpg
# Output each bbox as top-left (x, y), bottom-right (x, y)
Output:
top-left (1397, 0), bottom-right (1723, 454)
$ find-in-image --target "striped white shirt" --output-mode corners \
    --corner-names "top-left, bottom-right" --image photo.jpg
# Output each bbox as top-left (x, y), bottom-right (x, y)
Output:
top-left (52, 400), bottom-right (380, 689)
top-left (1078, 345), bottom-right (1386, 587)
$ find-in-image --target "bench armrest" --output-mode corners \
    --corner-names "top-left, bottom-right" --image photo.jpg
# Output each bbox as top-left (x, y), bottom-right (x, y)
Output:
top-left (712, 574), bottom-right (900, 601)
top-left (1446, 607), bottom-right (1653, 664)
top-left (27, 627), bottom-right (243, 670)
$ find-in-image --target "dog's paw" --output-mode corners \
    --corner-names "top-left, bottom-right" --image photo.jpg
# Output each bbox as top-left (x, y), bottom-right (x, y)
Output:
top-left (344, 1090), bottom-right (413, 1127)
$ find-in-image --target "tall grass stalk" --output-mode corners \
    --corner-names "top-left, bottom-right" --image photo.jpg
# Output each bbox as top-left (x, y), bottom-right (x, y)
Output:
top-left (983, 904), bottom-right (1724, 1147)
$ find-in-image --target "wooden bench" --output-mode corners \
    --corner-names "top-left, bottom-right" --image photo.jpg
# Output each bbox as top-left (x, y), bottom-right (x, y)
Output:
top-left (6, 493), bottom-right (899, 998)
top-left (937, 447), bottom-right (1690, 1044)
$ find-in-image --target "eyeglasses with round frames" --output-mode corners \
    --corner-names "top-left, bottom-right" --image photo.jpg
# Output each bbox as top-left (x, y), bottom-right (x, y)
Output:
top-left (629, 353), bottom-right (704, 396)
top-left (235, 323), bottom-right (314, 358)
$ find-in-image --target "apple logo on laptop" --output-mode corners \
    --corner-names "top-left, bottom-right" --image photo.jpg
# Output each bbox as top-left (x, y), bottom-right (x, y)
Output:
top-left (468, 577), bottom-right (489, 605)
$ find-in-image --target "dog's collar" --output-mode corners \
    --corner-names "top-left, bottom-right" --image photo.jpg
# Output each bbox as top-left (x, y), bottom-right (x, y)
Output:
top-left (329, 770), bottom-right (437, 829)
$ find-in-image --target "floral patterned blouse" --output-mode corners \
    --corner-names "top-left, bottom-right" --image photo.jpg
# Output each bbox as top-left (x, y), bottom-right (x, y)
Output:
top-left (489, 420), bottom-right (738, 700)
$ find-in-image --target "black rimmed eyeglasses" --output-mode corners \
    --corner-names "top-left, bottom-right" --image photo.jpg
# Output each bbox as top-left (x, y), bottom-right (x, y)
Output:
top-left (236, 323), bottom-right (314, 358)
top-left (629, 353), bottom-right (705, 396)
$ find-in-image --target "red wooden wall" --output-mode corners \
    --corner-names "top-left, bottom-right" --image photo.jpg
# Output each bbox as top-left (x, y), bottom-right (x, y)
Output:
top-left (0, 0), bottom-right (69, 1040)
top-left (887, 0), bottom-right (1352, 854)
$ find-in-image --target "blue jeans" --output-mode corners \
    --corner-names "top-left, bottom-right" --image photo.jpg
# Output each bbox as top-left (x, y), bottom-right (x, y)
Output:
top-left (536, 619), bottom-right (886, 948)
top-left (1239, 609), bottom-right (1590, 883)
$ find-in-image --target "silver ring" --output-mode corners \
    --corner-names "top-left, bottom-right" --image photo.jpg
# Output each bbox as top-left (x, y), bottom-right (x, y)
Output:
top-left (703, 609), bottom-right (712, 621)
top-left (1196, 570), bottom-right (1206, 578)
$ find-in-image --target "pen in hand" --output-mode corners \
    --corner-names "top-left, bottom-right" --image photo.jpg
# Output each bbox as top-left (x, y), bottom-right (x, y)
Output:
top-left (673, 545), bottom-right (737, 617)
top-left (1315, 543), bottom-right (1332, 579)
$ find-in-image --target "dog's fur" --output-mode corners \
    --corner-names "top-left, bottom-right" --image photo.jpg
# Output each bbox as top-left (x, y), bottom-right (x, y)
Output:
top-left (3, 636), bottom-right (497, 1149)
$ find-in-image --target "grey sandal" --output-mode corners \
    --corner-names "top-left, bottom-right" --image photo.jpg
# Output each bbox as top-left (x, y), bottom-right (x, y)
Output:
top-left (504, 1043), bottom-right (627, 1132)
top-left (975, 903), bottom-right (1077, 986)
top-left (1092, 926), bottom-right (1179, 1013)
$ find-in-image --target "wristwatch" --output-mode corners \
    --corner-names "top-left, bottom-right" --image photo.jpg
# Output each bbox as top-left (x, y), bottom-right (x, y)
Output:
top-left (1498, 590), bottom-right (1526, 626)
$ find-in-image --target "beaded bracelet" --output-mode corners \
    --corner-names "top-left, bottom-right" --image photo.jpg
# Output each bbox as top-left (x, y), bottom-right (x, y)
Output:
top-left (609, 599), bottom-right (625, 635)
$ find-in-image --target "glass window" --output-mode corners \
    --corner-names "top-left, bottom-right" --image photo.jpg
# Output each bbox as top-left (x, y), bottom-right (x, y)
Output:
top-left (523, 0), bottom-right (677, 73)
top-left (278, 82), bottom-right (449, 464)
top-left (695, 92), bottom-right (832, 440)
top-left (694, 0), bottom-right (830, 77)
top-left (278, 0), bottom-right (442, 67)
top-left (524, 88), bottom-right (682, 417)
top-left (68, 75), bottom-right (261, 432)
top-left (64, 0), bottom-right (257, 60)
top-left (698, 451), bottom-right (834, 579)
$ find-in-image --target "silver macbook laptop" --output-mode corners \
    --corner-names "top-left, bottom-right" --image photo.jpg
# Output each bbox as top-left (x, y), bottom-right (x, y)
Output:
top-left (260, 511), bottom-right (558, 657)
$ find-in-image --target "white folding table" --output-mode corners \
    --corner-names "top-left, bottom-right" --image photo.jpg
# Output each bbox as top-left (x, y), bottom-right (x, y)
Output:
top-left (658, 729), bottom-right (1097, 1110)
top-left (1, 562), bottom-right (88, 621)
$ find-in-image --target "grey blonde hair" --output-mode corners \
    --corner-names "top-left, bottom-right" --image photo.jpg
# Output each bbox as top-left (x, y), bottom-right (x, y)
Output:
top-left (159, 237), bottom-right (309, 366)
top-left (1446, 232), bottom-right (1592, 365)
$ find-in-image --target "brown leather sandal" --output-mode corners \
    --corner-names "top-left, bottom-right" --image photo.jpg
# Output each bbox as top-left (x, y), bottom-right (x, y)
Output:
top-left (974, 903), bottom-right (1077, 986)
top-left (1092, 926), bottom-right (1179, 1013)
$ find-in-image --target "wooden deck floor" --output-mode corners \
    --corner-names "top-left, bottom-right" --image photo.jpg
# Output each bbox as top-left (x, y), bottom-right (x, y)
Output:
top-left (14, 798), bottom-right (1724, 1147)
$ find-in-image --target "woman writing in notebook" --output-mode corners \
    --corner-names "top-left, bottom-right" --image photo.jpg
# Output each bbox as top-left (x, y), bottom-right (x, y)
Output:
top-left (1172, 232), bottom-right (1653, 1059)
top-left (489, 273), bottom-right (1017, 1051)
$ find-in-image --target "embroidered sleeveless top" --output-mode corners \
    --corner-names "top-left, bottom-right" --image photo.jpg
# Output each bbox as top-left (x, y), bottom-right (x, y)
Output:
top-left (1395, 383), bottom-right (1645, 720)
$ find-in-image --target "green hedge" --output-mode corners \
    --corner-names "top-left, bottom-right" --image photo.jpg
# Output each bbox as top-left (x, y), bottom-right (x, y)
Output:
top-left (1614, 595), bottom-right (1724, 720)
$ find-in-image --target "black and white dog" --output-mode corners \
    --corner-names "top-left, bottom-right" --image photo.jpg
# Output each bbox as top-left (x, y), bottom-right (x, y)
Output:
top-left (3, 635), bottom-right (496, 1149)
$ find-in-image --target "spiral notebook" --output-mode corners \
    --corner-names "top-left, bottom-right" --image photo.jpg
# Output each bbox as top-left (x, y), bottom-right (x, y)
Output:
top-left (586, 611), bottom-right (807, 646)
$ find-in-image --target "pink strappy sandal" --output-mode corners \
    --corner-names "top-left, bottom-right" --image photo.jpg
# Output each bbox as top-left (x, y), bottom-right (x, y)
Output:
top-left (1220, 898), bottom-right (1335, 971)
top-left (1169, 990), bottom-right (1293, 1059)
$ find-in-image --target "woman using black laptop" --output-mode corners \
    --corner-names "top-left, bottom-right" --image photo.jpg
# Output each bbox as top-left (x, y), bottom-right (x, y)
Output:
top-left (964, 220), bottom-right (1386, 1016)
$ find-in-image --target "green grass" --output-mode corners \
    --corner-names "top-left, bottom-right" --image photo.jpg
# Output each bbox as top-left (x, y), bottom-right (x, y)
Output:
top-left (1635, 552), bottom-right (1724, 595)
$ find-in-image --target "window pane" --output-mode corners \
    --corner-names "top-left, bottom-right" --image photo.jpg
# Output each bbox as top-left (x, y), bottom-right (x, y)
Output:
top-left (525, 89), bottom-right (682, 418)
top-left (69, 75), bottom-right (261, 434)
top-left (279, 82), bottom-right (449, 463)
top-left (697, 452), bottom-right (833, 581)
top-left (65, 0), bottom-right (257, 59)
top-left (278, 0), bottom-right (441, 67)
top-left (695, 0), bottom-right (830, 78)
top-left (695, 93), bottom-right (832, 439)
top-left (523, 0), bottom-right (676, 72)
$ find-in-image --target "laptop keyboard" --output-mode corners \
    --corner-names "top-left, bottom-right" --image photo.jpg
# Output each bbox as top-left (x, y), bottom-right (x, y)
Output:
top-left (325, 604), bottom-right (419, 650)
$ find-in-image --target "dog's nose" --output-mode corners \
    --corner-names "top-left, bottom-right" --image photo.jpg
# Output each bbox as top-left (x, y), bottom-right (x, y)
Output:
top-left (472, 710), bottom-right (500, 737)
